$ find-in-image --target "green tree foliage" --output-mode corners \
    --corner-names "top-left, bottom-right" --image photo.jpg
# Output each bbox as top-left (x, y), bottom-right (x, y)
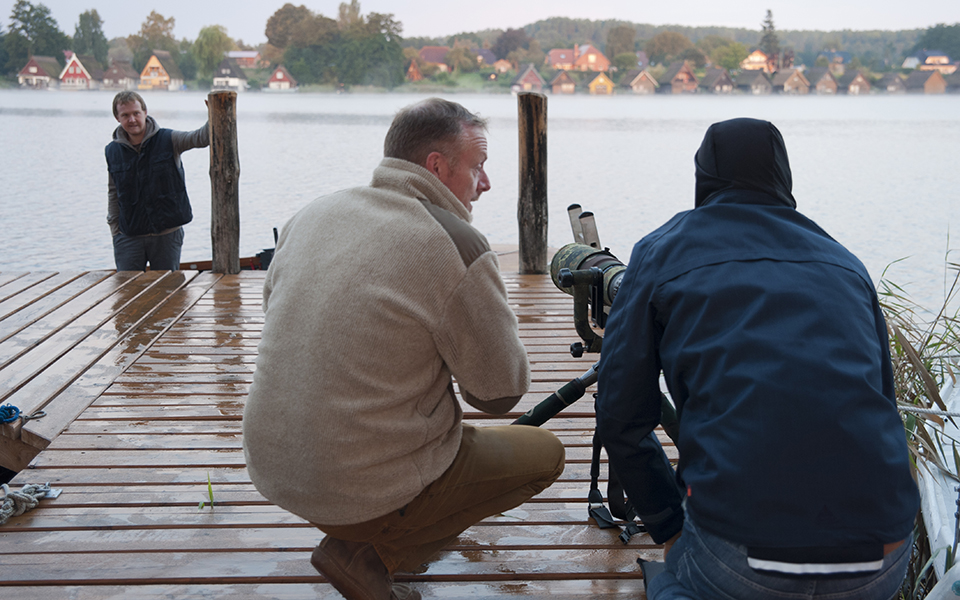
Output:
top-left (759, 10), bottom-right (780, 60)
top-left (645, 31), bottom-right (693, 65)
top-left (193, 25), bottom-right (234, 79)
top-left (126, 11), bottom-right (178, 71)
top-left (910, 23), bottom-right (960, 62)
top-left (0, 29), bottom-right (9, 74)
top-left (284, 2), bottom-right (404, 88)
top-left (492, 28), bottom-right (530, 60)
top-left (507, 39), bottom-right (544, 69)
top-left (445, 47), bottom-right (478, 73)
top-left (265, 3), bottom-right (313, 49)
top-left (712, 41), bottom-right (749, 70)
top-left (337, 0), bottom-right (362, 30)
top-left (5, 1), bottom-right (70, 73)
top-left (679, 47), bottom-right (706, 68)
top-left (606, 25), bottom-right (636, 59)
top-left (73, 9), bottom-right (108, 68)
top-left (614, 52), bottom-right (639, 71)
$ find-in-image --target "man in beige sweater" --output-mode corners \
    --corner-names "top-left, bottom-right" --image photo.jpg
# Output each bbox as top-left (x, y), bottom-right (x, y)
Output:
top-left (243, 98), bottom-right (565, 600)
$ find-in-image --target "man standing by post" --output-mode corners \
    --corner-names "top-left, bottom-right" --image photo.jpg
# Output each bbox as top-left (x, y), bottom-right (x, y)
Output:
top-left (243, 98), bottom-right (565, 600)
top-left (105, 92), bottom-right (208, 271)
top-left (597, 118), bottom-right (919, 599)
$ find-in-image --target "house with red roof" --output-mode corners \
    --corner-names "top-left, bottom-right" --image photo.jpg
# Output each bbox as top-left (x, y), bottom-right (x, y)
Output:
top-left (265, 65), bottom-right (298, 91)
top-left (573, 44), bottom-right (610, 72)
top-left (17, 55), bottom-right (63, 89)
top-left (418, 46), bottom-right (450, 73)
top-left (60, 52), bottom-right (104, 90)
top-left (546, 48), bottom-right (576, 70)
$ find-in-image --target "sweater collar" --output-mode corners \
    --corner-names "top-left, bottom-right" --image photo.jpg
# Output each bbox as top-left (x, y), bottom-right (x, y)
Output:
top-left (112, 115), bottom-right (160, 149)
top-left (371, 158), bottom-right (473, 224)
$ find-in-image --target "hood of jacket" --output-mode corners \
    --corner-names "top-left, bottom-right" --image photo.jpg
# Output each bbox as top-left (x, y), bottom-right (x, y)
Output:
top-left (694, 117), bottom-right (796, 209)
top-left (111, 115), bottom-right (160, 150)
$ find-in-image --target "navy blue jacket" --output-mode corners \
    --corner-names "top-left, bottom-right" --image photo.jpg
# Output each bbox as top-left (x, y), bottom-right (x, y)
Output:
top-left (596, 119), bottom-right (919, 554)
top-left (106, 127), bottom-right (192, 236)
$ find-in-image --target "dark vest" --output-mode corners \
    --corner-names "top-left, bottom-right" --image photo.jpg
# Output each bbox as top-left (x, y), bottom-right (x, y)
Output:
top-left (105, 129), bottom-right (193, 236)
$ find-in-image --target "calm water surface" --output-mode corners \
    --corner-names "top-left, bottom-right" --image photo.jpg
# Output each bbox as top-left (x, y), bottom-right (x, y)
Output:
top-left (0, 89), bottom-right (957, 311)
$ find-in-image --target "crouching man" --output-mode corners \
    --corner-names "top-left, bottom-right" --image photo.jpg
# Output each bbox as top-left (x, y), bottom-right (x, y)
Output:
top-left (597, 118), bottom-right (919, 600)
top-left (243, 98), bottom-right (565, 600)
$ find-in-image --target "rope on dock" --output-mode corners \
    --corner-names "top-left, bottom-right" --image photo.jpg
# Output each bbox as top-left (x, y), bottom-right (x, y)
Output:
top-left (0, 483), bottom-right (51, 525)
top-left (0, 404), bottom-right (46, 424)
top-left (899, 404), bottom-right (960, 418)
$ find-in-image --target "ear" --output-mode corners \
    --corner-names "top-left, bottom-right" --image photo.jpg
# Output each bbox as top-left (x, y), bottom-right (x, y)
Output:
top-left (424, 151), bottom-right (445, 178)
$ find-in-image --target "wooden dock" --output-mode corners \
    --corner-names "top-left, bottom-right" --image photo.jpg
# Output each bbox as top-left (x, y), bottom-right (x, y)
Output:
top-left (0, 259), bottom-right (667, 598)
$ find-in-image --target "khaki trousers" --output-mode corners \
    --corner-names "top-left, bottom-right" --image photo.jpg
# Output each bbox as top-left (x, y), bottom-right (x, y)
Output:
top-left (315, 423), bottom-right (565, 573)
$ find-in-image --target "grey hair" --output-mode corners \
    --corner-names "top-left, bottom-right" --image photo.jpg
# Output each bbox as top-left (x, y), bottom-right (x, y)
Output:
top-left (112, 91), bottom-right (147, 118)
top-left (384, 98), bottom-right (488, 167)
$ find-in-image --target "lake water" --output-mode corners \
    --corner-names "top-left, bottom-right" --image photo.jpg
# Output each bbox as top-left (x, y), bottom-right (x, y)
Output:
top-left (1, 89), bottom-right (958, 311)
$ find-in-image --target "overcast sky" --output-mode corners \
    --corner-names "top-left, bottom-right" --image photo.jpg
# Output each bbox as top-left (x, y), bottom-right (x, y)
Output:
top-left (4, 1), bottom-right (960, 45)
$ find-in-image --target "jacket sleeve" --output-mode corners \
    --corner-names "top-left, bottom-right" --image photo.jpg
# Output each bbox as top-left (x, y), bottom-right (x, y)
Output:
top-left (433, 251), bottom-right (530, 415)
top-left (595, 250), bottom-right (684, 543)
top-left (107, 173), bottom-right (120, 237)
top-left (171, 122), bottom-right (210, 153)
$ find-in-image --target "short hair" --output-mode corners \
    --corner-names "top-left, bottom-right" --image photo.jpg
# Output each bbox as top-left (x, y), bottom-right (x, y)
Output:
top-left (384, 98), bottom-right (488, 166)
top-left (112, 92), bottom-right (147, 118)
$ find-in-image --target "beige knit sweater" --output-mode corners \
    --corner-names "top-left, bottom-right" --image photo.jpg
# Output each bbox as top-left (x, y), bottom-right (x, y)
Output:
top-left (243, 158), bottom-right (531, 526)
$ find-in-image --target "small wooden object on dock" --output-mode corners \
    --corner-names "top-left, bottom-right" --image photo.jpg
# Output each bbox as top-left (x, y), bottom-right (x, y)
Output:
top-left (517, 92), bottom-right (548, 275)
top-left (208, 91), bottom-right (241, 275)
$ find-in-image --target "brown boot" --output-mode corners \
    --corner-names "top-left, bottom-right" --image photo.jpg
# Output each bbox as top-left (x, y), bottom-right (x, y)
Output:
top-left (391, 583), bottom-right (421, 600)
top-left (311, 536), bottom-right (392, 600)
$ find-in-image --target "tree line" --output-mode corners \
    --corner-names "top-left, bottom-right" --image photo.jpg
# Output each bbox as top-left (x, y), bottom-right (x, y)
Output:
top-left (2, 2), bottom-right (957, 89)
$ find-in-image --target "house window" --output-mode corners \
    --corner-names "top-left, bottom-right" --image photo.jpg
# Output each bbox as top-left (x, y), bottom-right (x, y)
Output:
top-left (29, 66), bottom-right (37, 73)
top-left (589, 55), bottom-right (596, 63)
top-left (277, 72), bottom-right (284, 79)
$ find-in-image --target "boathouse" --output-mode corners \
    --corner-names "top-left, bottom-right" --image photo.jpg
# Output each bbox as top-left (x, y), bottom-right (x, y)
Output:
top-left (138, 50), bottom-right (184, 91)
top-left (877, 72), bottom-right (907, 93)
top-left (771, 68), bottom-right (810, 94)
top-left (212, 59), bottom-right (248, 93)
top-left (59, 53), bottom-right (103, 90)
top-left (736, 69), bottom-right (772, 95)
top-left (266, 65), bottom-right (298, 91)
top-left (698, 67), bottom-right (734, 94)
top-left (805, 67), bottom-right (838, 94)
top-left (550, 70), bottom-right (576, 94)
top-left (512, 64), bottom-right (547, 93)
top-left (620, 69), bottom-right (659, 94)
top-left (838, 70), bottom-right (871, 95)
top-left (587, 72), bottom-right (614, 95)
top-left (17, 55), bottom-right (63, 89)
top-left (657, 61), bottom-right (698, 94)
top-left (102, 60), bottom-right (140, 90)
top-left (905, 69), bottom-right (947, 94)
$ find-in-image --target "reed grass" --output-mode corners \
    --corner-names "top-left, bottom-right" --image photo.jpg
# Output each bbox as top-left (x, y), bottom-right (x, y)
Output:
top-left (880, 253), bottom-right (960, 599)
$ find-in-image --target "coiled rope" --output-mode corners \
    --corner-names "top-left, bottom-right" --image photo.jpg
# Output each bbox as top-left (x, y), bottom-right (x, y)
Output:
top-left (0, 404), bottom-right (46, 424)
top-left (898, 404), bottom-right (960, 418)
top-left (0, 483), bottom-right (51, 525)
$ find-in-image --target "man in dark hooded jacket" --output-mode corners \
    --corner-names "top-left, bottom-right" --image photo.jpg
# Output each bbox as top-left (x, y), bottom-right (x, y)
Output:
top-left (596, 118), bottom-right (918, 599)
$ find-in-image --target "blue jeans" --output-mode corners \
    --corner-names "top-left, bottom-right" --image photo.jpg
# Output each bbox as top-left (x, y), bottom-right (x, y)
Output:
top-left (648, 514), bottom-right (909, 600)
top-left (113, 228), bottom-right (184, 271)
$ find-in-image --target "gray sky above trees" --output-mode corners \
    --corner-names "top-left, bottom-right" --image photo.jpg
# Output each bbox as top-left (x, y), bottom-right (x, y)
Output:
top-left (4, 0), bottom-right (959, 45)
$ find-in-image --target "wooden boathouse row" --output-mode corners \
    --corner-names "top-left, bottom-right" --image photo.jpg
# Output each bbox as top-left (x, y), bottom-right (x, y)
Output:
top-left (0, 255), bottom-right (673, 598)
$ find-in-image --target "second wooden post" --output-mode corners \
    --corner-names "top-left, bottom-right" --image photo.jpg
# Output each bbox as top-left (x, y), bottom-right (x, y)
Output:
top-left (208, 91), bottom-right (240, 274)
top-left (517, 92), bottom-right (548, 275)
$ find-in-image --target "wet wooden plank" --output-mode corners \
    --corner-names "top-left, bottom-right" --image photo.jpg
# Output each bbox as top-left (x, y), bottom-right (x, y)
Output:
top-left (0, 272), bottom-right (200, 441)
top-left (20, 273), bottom-right (223, 450)
top-left (0, 271), bottom-right (58, 303)
top-left (0, 271), bottom-right (138, 344)
top-left (0, 270), bottom-right (657, 597)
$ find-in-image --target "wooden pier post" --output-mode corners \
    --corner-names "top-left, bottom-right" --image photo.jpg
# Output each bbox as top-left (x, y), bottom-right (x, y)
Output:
top-left (517, 92), bottom-right (548, 274)
top-left (208, 91), bottom-right (240, 274)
